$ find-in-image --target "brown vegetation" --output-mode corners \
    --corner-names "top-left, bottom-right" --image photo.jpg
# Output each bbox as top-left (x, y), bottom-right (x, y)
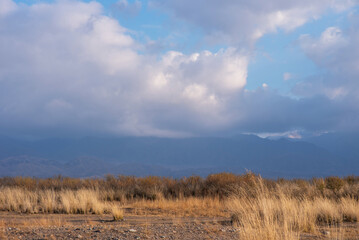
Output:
top-left (0, 173), bottom-right (359, 239)
top-left (228, 177), bottom-right (359, 239)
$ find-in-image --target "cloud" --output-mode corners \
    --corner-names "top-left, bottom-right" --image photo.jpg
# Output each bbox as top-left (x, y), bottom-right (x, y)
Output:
top-left (0, 0), bottom-right (16, 16)
top-left (234, 89), bottom-right (357, 133)
top-left (150, 0), bottom-right (356, 45)
top-left (299, 27), bottom-right (349, 70)
top-left (113, 0), bottom-right (142, 16)
top-left (298, 19), bottom-right (359, 99)
top-left (1, 0), bottom-right (359, 138)
top-left (293, 16), bottom-right (359, 131)
top-left (0, 0), bottom-right (249, 137)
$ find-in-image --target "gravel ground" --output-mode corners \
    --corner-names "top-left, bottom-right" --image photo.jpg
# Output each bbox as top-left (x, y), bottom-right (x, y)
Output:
top-left (1, 213), bottom-right (358, 239)
top-left (0, 214), bottom-right (238, 240)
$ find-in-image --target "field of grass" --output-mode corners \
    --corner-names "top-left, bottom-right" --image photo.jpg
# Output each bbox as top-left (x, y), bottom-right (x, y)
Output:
top-left (0, 173), bottom-right (359, 239)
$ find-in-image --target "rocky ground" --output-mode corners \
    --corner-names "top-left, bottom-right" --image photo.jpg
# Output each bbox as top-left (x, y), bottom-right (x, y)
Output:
top-left (0, 213), bottom-right (358, 239)
top-left (0, 214), bottom-right (238, 240)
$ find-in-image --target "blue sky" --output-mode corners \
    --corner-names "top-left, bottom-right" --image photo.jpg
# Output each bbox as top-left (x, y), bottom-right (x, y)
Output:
top-left (106, 0), bottom-right (353, 94)
top-left (1, 0), bottom-right (359, 138)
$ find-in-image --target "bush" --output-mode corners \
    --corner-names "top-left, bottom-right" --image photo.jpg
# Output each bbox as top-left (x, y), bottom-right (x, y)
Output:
top-left (111, 205), bottom-right (124, 221)
top-left (325, 177), bottom-right (344, 193)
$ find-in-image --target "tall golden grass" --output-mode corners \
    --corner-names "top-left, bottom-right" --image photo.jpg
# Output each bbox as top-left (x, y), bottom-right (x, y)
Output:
top-left (0, 173), bottom-right (359, 239)
top-left (0, 188), bottom-right (110, 214)
top-left (129, 196), bottom-right (225, 216)
top-left (227, 177), bottom-right (359, 240)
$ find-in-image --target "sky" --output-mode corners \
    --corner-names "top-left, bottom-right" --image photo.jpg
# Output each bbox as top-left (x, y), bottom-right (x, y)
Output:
top-left (1, 0), bottom-right (359, 139)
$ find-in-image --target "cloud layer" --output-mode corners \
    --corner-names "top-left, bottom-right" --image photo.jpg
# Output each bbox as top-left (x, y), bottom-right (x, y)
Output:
top-left (151, 0), bottom-right (356, 45)
top-left (0, 0), bottom-right (249, 137)
top-left (295, 20), bottom-right (359, 132)
top-left (0, 0), bottom-right (359, 138)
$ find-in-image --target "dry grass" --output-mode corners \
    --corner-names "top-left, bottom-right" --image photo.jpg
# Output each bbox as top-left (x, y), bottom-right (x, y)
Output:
top-left (0, 187), bottom-right (225, 217)
top-left (1, 174), bottom-right (359, 239)
top-left (128, 196), bottom-right (225, 217)
top-left (0, 219), bottom-right (6, 239)
top-left (340, 198), bottom-right (359, 222)
top-left (34, 217), bottom-right (66, 227)
top-left (0, 188), bottom-right (110, 214)
top-left (59, 189), bottom-right (107, 214)
top-left (111, 204), bottom-right (124, 221)
top-left (227, 177), bottom-right (359, 240)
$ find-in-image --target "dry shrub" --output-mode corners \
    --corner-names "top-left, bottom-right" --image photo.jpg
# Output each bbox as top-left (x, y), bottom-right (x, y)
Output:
top-left (1, 172), bottom-right (359, 240)
top-left (2, 174), bottom-right (359, 201)
top-left (325, 177), bottom-right (345, 193)
top-left (111, 204), bottom-right (124, 221)
top-left (204, 173), bottom-right (238, 197)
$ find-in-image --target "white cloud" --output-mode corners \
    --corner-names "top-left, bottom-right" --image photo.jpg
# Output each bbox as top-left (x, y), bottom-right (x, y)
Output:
top-left (298, 22), bottom-right (359, 99)
top-left (256, 130), bottom-right (302, 139)
top-left (1, 0), bottom-right (359, 138)
top-left (0, 0), bottom-right (248, 137)
top-left (0, 0), bottom-right (16, 16)
top-left (300, 27), bottom-right (348, 68)
top-left (151, 0), bottom-right (356, 45)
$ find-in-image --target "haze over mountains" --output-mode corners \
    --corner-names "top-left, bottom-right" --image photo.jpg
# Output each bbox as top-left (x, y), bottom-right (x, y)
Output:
top-left (0, 133), bottom-right (357, 178)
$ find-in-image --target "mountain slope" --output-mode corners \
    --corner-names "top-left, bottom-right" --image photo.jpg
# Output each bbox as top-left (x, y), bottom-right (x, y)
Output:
top-left (0, 135), bottom-right (349, 178)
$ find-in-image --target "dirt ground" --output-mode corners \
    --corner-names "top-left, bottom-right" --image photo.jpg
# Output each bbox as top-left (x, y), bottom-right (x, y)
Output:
top-left (0, 212), bottom-right (358, 240)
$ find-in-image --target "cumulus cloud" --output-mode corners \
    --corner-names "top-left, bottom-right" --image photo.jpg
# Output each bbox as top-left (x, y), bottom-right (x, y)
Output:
top-left (300, 27), bottom-right (349, 70)
top-left (0, 0), bottom-right (250, 137)
top-left (151, 0), bottom-right (356, 45)
top-left (1, 0), bottom-right (359, 138)
top-left (293, 16), bottom-right (359, 131)
top-left (297, 19), bottom-right (359, 99)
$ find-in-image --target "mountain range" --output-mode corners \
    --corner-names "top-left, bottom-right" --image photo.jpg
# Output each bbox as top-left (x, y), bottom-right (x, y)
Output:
top-left (0, 133), bottom-right (357, 178)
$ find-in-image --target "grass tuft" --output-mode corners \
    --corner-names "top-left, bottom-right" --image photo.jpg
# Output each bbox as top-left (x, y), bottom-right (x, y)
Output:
top-left (111, 205), bottom-right (124, 221)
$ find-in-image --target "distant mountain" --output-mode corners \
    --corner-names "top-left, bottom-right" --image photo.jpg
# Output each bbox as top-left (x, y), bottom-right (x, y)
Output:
top-left (0, 156), bottom-right (62, 177)
top-left (0, 134), bottom-right (355, 178)
top-left (304, 132), bottom-right (359, 173)
top-left (0, 155), bottom-right (176, 178)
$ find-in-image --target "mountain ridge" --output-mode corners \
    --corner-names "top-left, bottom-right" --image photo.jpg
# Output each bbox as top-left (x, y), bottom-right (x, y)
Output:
top-left (0, 134), bottom-right (356, 178)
